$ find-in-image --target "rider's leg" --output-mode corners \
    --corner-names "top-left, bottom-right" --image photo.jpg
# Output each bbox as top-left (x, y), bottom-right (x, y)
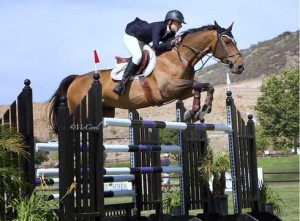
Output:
top-left (113, 34), bottom-right (142, 96)
top-left (113, 61), bottom-right (138, 95)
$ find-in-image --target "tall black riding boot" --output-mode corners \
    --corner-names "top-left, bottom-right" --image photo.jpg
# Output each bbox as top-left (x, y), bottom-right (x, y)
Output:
top-left (113, 61), bottom-right (138, 96)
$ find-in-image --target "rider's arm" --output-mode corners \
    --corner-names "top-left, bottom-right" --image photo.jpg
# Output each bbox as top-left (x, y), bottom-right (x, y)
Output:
top-left (151, 23), bottom-right (175, 53)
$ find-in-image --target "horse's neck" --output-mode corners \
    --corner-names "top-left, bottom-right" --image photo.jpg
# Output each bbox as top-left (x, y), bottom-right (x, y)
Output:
top-left (181, 30), bottom-right (217, 66)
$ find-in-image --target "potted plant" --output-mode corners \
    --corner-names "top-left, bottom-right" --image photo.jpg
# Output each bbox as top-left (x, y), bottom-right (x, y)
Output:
top-left (163, 188), bottom-right (181, 216)
top-left (259, 182), bottom-right (284, 216)
top-left (198, 148), bottom-right (231, 216)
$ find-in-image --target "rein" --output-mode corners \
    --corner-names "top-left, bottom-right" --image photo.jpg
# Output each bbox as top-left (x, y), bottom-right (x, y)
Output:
top-left (175, 44), bottom-right (213, 72)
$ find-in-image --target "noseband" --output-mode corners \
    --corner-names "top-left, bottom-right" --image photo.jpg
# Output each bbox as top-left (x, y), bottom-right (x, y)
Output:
top-left (176, 30), bottom-right (242, 70)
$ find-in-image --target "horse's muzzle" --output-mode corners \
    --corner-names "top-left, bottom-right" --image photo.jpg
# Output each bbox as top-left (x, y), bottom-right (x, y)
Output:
top-left (232, 64), bottom-right (245, 74)
top-left (236, 64), bottom-right (245, 74)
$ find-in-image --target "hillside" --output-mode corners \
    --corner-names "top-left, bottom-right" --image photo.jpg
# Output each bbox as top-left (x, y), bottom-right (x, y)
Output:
top-left (0, 31), bottom-right (299, 152)
top-left (196, 31), bottom-right (299, 85)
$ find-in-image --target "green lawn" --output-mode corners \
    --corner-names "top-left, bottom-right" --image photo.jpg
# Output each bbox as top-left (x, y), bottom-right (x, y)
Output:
top-left (257, 155), bottom-right (300, 221)
top-left (270, 183), bottom-right (299, 221)
top-left (257, 155), bottom-right (299, 171)
top-left (258, 155), bottom-right (299, 182)
top-left (224, 182), bottom-right (299, 221)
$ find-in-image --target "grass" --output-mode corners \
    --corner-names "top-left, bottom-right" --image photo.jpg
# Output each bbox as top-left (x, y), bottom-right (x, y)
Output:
top-left (105, 162), bottom-right (130, 168)
top-left (257, 155), bottom-right (299, 171)
top-left (270, 183), bottom-right (299, 221)
top-left (224, 182), bottom-right (299, 220)
top-left (258, 155), bottom-right (299, 181)
top-left (257, 155), bottom-right (300, 221)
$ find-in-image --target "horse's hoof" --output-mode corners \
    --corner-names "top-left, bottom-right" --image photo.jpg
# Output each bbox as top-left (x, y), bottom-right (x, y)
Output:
top-left (184, 110), bottom-right (194, 122)
top-left (194, 111), bottom-right (200, 122)
top-left (201, 104), bottom-right (208, 112)
top-left (198, 111), bottom-right (207, 120)
top-left (202, 104), bottom-right (212, 114)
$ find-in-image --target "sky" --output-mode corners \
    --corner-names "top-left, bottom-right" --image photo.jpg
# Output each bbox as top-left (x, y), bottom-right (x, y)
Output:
top-left (0, 0), bottom-right (299, 105)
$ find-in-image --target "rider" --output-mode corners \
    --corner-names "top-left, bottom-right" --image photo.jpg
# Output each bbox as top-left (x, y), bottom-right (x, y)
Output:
top-left (113, 10), bottom-right (186, 96)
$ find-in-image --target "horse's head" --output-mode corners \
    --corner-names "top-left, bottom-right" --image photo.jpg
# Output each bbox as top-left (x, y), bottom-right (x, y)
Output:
top-left (212, 21), bottom-right (244, 74)
top-left (179, 21), bottom-right (245, 74)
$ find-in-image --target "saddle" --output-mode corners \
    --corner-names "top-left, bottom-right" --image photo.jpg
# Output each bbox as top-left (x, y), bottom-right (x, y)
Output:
top-left (110, 46), bottom-right (159, 106)
top-left (115, 50), bottom-right (150, 76)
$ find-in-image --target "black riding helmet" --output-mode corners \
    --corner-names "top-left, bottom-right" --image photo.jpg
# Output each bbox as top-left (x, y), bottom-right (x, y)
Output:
top-left (164, 10), bottom-right (186, 24)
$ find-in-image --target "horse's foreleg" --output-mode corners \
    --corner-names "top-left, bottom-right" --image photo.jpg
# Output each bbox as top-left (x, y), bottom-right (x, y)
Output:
top-left (184, 81), bottom-right (214, 121)
top-left (194, 82), bottom-right (214, 119)
top-left (198, 83), bottom-right (214, 113)
top-left (192, 90), bottom-right (201, 112)
top-left (184, 90), bottom-right (201, 122)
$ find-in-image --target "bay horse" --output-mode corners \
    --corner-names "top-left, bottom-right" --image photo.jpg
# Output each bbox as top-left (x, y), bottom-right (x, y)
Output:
top-left (49, 21), bottom-right (244, 132)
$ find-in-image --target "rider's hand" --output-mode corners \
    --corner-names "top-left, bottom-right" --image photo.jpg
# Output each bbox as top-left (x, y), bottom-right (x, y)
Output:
top-left (171, 36), bottom-right (182, 46)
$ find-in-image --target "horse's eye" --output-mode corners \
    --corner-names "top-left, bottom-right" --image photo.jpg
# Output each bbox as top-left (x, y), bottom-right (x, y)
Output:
top-left (225, 40), bottom-right (231, 45)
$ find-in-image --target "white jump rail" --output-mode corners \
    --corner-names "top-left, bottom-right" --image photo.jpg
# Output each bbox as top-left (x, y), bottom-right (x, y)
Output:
top-left (103, 117), bottom-right (232, 132)
top-left (35, 143), bottom-right (182, 153)
top-left (49, 189), bottom-right (136, 200)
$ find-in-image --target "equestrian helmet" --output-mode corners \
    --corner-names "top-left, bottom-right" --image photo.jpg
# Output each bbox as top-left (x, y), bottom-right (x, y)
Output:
top-left (165, 10), bottom-right (186, 24)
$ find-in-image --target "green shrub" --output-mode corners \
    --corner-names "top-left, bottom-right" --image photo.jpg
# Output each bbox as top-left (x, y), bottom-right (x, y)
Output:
top-left (163, 188), bottom-right (181, 213)
top-left (8, 191), bottom-right (58, 221)
top-left (0, 126), bottom-right (27, 204)
top-left (259, 182), bottom-right (285, 216)
top-left (35, 150), bottom-right (49, 165)
top-left (159, 129), bottom-right (178, 145)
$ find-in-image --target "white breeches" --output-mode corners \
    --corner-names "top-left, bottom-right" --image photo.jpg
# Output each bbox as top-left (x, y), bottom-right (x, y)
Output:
top-left (123, 33), bottom-right (146, 65)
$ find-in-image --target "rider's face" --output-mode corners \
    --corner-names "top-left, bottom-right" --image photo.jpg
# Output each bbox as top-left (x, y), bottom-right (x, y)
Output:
top-left (169, 21), bottom-right (182, 32)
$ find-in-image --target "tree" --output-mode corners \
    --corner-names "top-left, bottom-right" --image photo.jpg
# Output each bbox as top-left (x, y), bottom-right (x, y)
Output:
top-left (35, 151), bottom-right (49, 165)
top-left (159, 129), bottom-right (179, 161)
top-left (255, 69), bottom-right (299, 151)
top-left (255, 125), bottom-right (272, 152)
top-left (159, 129), bottom-right (178, 145)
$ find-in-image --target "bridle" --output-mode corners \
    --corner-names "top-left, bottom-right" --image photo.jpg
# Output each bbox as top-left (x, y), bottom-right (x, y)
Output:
top-left (215, 31), bottom-right (242, 68)
top-left (175, 30), bottom-right (242, 72)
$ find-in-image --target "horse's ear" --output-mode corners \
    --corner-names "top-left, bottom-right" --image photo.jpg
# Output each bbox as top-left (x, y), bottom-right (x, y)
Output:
top-left (227, 22), bottom-right (234, 32)
top-left (214, 21), bottom-right (221, 29)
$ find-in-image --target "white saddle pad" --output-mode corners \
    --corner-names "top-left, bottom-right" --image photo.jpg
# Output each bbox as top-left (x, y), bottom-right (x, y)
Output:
top-left (110, 45), bottom-right (156, 81)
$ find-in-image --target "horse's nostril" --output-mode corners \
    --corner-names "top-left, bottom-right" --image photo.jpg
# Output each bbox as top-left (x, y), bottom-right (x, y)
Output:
top-left (238, 65), bottom-right (244, 71)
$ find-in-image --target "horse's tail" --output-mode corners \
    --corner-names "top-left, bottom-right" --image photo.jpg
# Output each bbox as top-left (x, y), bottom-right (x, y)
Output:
top-left (48, 75), bottom-right (78, 133)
